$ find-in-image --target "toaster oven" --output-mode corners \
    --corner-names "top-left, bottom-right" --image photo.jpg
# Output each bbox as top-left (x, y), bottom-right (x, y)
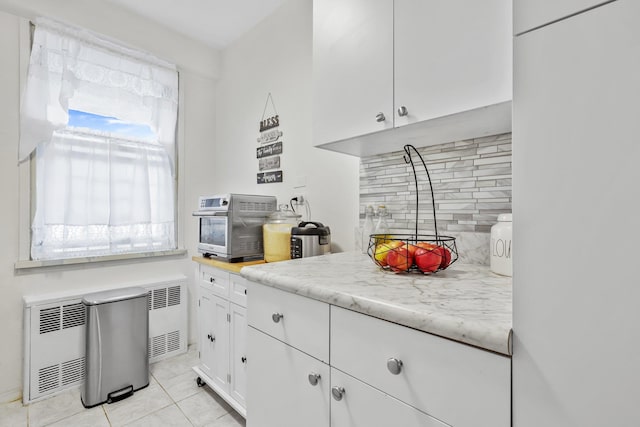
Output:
top-left (193, 194), bottom-right (276, 261)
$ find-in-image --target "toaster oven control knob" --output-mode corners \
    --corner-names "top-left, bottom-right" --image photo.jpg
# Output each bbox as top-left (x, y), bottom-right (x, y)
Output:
top-left (308, 372), bottom-right (321, 386)
top-left (331, 386), bottom-right (345, 401)
top-left (375, 112), bottom-right (386, 122)
top-left (272, 312), bottom-right (284, 323)
top-left (386, 358), bottom-right (403, 375)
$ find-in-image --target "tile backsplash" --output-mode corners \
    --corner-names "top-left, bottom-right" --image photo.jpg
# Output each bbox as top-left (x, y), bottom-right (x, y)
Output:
top-left (359, 133), bottom-right (512, 264)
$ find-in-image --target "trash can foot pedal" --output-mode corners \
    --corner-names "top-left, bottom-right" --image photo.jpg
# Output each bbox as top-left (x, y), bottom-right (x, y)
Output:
top-left (107, 385), bottom-right (134, 404)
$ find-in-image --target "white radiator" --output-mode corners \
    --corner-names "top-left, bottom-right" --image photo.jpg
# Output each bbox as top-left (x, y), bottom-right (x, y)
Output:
top-left (22, 276), bottom-right (188, 404)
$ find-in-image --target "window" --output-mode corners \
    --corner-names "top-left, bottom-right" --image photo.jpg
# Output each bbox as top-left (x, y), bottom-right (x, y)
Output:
top-left (20, 18), bottom-right (179, 261)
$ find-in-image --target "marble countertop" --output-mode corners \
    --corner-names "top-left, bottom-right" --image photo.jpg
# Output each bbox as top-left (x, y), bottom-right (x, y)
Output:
top-left (240, 251), bottom-right (512, 356)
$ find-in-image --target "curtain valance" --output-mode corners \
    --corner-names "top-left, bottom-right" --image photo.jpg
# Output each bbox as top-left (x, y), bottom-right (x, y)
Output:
top-left (19, 17), bottom-right (179, 169)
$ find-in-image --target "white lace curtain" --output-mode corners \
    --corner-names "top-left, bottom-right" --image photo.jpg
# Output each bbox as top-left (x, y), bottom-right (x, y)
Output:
top-left (19, 17), bottom-right (179, 166)
top-left (22, 18), bottom-right (179, 260)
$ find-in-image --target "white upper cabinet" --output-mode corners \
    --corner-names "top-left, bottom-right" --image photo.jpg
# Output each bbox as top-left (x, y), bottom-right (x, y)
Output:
top-left (312, 0), bottom-right (394, 145)
top-left (514, 0), bottom-right (612, 34)
top-left (313, 0), bottom-right (512, 157)
top-left (394, 0), bottom-right (512, 127)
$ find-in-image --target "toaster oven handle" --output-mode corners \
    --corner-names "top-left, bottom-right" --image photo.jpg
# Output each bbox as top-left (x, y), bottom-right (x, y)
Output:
top-left (297, 221), bottom-right (324, 228)
top-left (192, 211), bottom-right (228, 217)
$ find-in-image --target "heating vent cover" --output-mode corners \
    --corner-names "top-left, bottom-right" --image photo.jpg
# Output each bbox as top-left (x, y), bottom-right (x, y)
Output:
top-left (149, 330), bottom-right (181, 358)
top-left (38, 365), bottom-right (59, 393)
top-left (24, 276), bottom-right (187, 404)
top-left (39, 307), bottom-right (61, 334)
top-left (62, 303), bottom-right (85, 329)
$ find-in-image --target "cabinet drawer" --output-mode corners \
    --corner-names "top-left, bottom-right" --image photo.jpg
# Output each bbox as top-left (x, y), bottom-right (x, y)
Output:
top-left (330, 306), bottom-right (510, 427)
top-left (229, 274), bottom-right (248, 307)
top-left (330, 368), bottom-right (449, 427)
top-left (200, 265), bottom-right (230, 299)
top-left (248, 282), bottom-right (329, 362)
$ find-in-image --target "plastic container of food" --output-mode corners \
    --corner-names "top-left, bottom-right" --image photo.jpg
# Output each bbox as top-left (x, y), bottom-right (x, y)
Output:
top-left (263, 205), bottom-right (301, 262)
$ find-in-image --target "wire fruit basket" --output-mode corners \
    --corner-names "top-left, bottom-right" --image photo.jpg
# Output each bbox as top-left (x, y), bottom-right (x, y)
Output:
top-left (367, 145), bottom-right (458, 274)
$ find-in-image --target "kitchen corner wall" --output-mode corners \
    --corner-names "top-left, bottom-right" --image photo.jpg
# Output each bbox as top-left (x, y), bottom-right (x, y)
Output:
top-left (213, 0), bottom-right (359, 253)
top-left (359, 133), bottom-right (512, 263)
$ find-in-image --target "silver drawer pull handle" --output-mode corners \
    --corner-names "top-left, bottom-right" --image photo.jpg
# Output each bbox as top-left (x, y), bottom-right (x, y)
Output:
top-left (397, 106), bottom-right (408, 117)
top-left (331, 386), bottom-right (345, 401)
top-left (387, 357), bottom-right (403, 375)
top-left (376, 112), bottom-right (386, 122)
top-left (272, 313), bottom-right (284, 323)
top-left (308, 372), bottom-right (321, 386)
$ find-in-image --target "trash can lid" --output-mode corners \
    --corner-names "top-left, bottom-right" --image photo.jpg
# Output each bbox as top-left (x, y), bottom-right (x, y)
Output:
top-left (82, 286), bottom-right (148, 306)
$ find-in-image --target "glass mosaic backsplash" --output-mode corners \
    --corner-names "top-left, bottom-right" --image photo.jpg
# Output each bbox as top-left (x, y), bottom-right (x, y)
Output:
top-left (358, 133), bottom-right (512, 264)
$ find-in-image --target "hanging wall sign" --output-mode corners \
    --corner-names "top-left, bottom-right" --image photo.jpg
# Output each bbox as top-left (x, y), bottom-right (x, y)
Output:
top-left (257, 129), bottom-right (283, 144)
top-left (257, 93), bottom-right (284, 184)
top-left (258, 156), bottom-right (281, 171)
top-left (257, 170), bottom-right (283, 184)
top-left (256, 141), bottom-right (283, 159)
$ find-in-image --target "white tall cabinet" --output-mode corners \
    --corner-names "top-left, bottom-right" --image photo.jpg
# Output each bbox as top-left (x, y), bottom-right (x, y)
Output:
top-left (513, 1), bottom-right (640, 425)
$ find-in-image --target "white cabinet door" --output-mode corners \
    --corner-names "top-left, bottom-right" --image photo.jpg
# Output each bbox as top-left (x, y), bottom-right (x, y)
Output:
top-left (209, 293), bottom-right (230, 393)
top-left (198, 288), bottom-right (217, 380)
top-left (247, 327), bottom-right (330, 427)
top-left (394, 0), bottom-right (512, 127)
top-left (229, 303), bottom-right (247, 409)
top-left (312, 0), bottom-right (394, 145)
top-left (330, 368), bottom-right (449, 427)
top-left (514, 0), bottom-right (611, 35)
top-left (513, 1), bottom-right (640, 426)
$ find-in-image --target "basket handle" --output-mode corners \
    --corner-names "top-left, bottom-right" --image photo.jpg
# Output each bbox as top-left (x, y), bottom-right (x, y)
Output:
top-left (403, 144), bottom-right (439, 241)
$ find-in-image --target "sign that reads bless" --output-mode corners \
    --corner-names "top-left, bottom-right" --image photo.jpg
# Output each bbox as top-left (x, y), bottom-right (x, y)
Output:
top-left (260, 115), bottom-right (279, 132)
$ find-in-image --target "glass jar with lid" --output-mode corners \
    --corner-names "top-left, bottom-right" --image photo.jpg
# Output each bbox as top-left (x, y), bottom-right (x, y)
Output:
top-left (263, 204), bottom-right (302, 262)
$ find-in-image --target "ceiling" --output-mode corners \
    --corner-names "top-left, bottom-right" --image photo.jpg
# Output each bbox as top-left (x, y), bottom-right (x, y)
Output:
top-left (103, 0), bottom-right (286, 49)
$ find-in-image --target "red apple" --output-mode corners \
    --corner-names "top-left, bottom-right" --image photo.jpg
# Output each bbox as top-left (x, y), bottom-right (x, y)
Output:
top-left (406, 244), bottom-right (419, 258)
top-left (414, 247), bottom-right (442, 273)
top-left (373, 241), bottom-right (404, 266)
top-left (386, 246), bottom-right (413, 273)
top-left (416, 242), bottom-right (437, 250)
top-left (433, 245), bottom-right (452, 269)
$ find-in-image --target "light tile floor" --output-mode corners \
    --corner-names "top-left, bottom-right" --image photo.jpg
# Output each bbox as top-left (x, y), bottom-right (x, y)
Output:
top-left (0, 347), bottom-right (245, 427)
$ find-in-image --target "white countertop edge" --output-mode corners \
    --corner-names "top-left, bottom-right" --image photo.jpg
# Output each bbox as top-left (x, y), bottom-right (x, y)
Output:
top-left (240, 259), bottom-right (512, 356)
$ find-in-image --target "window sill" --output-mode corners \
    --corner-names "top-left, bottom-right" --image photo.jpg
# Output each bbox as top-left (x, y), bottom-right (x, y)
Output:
top-left (14, 249), bottom-right (188, 270)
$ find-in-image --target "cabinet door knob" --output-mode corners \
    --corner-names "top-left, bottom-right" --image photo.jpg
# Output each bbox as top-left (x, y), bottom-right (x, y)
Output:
top-left (272, 312), bottom-right (284, 323)
top-left (210, 277), bottom-right (215, 283)
top-left (241, 356), bottom-right (247, 364)
top-left (375, 112), bottom-right (386, 122)
top-left (397, 106), bottom-right (408, 117)
top-left (331, 386), bottom-right (345, 401)
top-left (387, 357), bottom-right (403, 375)
top-left (207, 334), bottom-right (215, 342)
top-left (308, 372), bottom-right (321, 386)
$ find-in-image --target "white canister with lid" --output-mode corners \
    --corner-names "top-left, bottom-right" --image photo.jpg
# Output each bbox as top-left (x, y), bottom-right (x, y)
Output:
top-left (490, 213), bottom-right (512, 276)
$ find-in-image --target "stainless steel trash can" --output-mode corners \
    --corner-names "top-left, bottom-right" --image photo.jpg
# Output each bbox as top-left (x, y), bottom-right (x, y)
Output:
top-left (81, 287), bottom-right (149, 408)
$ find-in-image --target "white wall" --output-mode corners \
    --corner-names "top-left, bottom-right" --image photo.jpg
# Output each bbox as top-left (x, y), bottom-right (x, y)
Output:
top-left (0, 2), bottom-right (218, 402)
top-left (214, 0), bottom-right (359, 252)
